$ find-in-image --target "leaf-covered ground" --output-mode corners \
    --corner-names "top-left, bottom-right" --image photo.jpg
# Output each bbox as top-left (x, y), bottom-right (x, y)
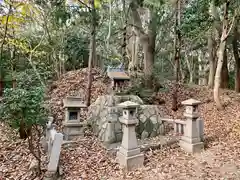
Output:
top-left (1, 69), bottom-right (240, 180)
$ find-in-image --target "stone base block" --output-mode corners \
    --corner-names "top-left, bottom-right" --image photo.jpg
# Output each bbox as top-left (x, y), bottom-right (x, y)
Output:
top-left (179, 140), bottom-right (204, 153)
top-left (116, 151), bottom-right (144, 171)
top-left (63, 122), bottom-right (87, 141)
top-left (43, 171), bottom-right (58, 180)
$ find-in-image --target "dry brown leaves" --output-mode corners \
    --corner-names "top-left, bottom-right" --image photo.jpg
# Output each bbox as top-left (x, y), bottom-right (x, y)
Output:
top-left (0, 123), bottom-right (44, 180)
top-left (60, 81), bottom-right (240, 180)
top-left (47, 68), bottom-right (109, 126)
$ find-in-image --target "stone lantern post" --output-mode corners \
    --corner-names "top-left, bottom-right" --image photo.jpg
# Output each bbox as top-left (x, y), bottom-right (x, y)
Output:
top-left (116, 101), bottom-right (144, 170)
top-left (179, 98), bottom-right (204, 153)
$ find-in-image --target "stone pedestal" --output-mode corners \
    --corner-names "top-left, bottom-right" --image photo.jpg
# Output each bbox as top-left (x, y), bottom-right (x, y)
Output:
top-left (63, 122), bottom-right (87, 140)
top-left (116, 101), bottom-right (144, 170)
top-left (179, 98), bottom-right (204, 153)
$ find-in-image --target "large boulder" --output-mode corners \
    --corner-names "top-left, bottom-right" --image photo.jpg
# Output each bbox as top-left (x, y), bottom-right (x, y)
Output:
top-left (88, 95), bottom-right (166, 145)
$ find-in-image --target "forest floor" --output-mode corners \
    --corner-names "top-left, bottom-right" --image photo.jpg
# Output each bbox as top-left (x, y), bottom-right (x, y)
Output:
top-left (1, 68), bottom-right (240, 180)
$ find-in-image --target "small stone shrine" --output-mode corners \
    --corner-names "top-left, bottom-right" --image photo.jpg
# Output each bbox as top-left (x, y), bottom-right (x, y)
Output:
top-left (107, 64), bottom-right (130, 92)
top-left (63, 96), bottom-right (87, 141)
top-left (179, 98), bottom-right (204, 153)
top-left (116, 101), bottom-right (144, 170)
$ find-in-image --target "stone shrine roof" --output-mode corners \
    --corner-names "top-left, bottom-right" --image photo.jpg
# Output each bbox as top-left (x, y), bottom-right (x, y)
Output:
top-left (181, 98), bottom-right (201, 106)
top-left (63, 96), bottom-right (87, 108)
top-left (117, 101), bottom-right (140, 108)
top-left (107, 71), bottom-right (130, 80)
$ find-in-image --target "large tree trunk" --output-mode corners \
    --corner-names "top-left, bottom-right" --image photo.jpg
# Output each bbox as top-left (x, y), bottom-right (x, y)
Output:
top-left (232, 25), bottom-right (240, 92)
top-left (208, 29), bottom-right (217, 88)
top-left (143, 30), bottom-right (156, 87)
top-left (220, 49), bottom-right (229, 88)
top-left (208, 0), bottom-right (221, 88)
top-left (130, 2), bottom-right (157, 88)
top-left (86, 0), bottom-right (96, 107)
top-left (213, 1), bottom-right (231, 110)
top-left (127, 31), bottom-right (140, 75)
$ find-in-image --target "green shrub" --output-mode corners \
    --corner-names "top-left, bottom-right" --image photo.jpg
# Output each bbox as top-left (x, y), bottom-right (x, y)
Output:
top-left (0, 87), bottom-right (48, 136)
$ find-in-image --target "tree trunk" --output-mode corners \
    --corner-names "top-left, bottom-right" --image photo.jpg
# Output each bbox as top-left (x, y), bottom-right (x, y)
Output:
top-left (208, 29), bottom-right (217, 88)
top-left (198, 51), bottom-right (208, 85)
top-left (214, 41), bottom-right (226, 109)
top-left (11, 44), bottom-right (16, 88)
top-left (185, 54), bottom-right (193, 84)
top-left (86, 0), bottom-right (96, 107)
top-left (172, 0), bottom-right (181, 111)
top-left (122, 0), bottom-right (128, 70)
top-left (232, 25), bottom-right (240, 92)
top-left (220, 49), bottom-right (229, 88)
top-left (143, 31), bottom-right (156, 87)
top-left (130, 1), bottom-right (157, 87)
top-left (213, 1), bottom-right (231, 110)
top-left (0, 5), bottom-right (11, 96)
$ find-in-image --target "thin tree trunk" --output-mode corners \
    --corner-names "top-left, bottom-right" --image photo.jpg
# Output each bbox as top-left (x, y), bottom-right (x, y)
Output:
top-left (185, 55), bottom-right (193, 84)
top-left (213, 1), bottom-right (232, 109)
top-left (232, 25), bottom-right (240, 92)
top-left (172, 0), bottom-right (181, 111)
top-left (11, 45), bottom-right (16, 88)
top-left (0, 5), bottom-right (11, 96)
top-left (86, 0), bottom-right (96, 107)
top-left (122, 0), bottom-right (128, 69)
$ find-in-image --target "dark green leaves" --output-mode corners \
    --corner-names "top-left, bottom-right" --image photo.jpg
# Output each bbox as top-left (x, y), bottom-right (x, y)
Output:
top-left (0, 70), bottom-right (48, 130)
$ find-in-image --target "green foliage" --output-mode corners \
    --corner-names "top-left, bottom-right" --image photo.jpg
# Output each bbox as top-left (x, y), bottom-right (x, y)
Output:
top-left (181, 0), bottom-right (212, 39)
top-left (15, 70), bottom-right (44, 90)
top-left (63, 32), bottom-right (89, 69)
top-left (143, 0), bottom-right (164, 9)
top-left (0, 87), bottom-right (48, 129)
top-left (51, 0), bottom-right (71, 27)
top-left (0, 69), bottom-right (48, 131)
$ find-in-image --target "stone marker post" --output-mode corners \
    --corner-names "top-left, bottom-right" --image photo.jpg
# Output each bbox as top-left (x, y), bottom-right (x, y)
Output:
top-left (48, 132), bottom-right (63, 172)
top-left (116, 101), bottom-right (144, 170)
top-left (45, 131), bottom-right (63, 180)
top-left (179, 98), bottom-right (204, 153)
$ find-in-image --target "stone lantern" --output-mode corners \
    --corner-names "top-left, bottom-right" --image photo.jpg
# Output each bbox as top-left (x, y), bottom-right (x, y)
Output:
top-left (179, 98), bottom-right (204, 153)
top-left (63, 96), bottom-right (87, 141)
top-left (116, 101), bottom-right (144, 170)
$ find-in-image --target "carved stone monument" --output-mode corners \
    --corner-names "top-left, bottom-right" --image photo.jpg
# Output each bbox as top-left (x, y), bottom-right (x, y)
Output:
top-left (179, 98), bottom-right (204, 153)
top-left (116, 101), bottom-right (144, 170)
top-left (63, 96), bottom-right (87, 140)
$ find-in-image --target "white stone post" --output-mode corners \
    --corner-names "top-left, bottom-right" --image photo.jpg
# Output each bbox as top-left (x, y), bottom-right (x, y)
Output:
top-left (179, 98), bottom-right (204, 153)
top-left (116, 101), bottom-right (144, 170)
top-left (48, 132), bottom-right (63, 173)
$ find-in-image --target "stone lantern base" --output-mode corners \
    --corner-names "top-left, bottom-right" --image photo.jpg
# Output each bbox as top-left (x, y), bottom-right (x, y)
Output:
top-left (117, 147), bottom-right (144, 171)
top-left (179, 140), bottom-right (204, 153)
top-left (63, 122), bottom-right (87, 141)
